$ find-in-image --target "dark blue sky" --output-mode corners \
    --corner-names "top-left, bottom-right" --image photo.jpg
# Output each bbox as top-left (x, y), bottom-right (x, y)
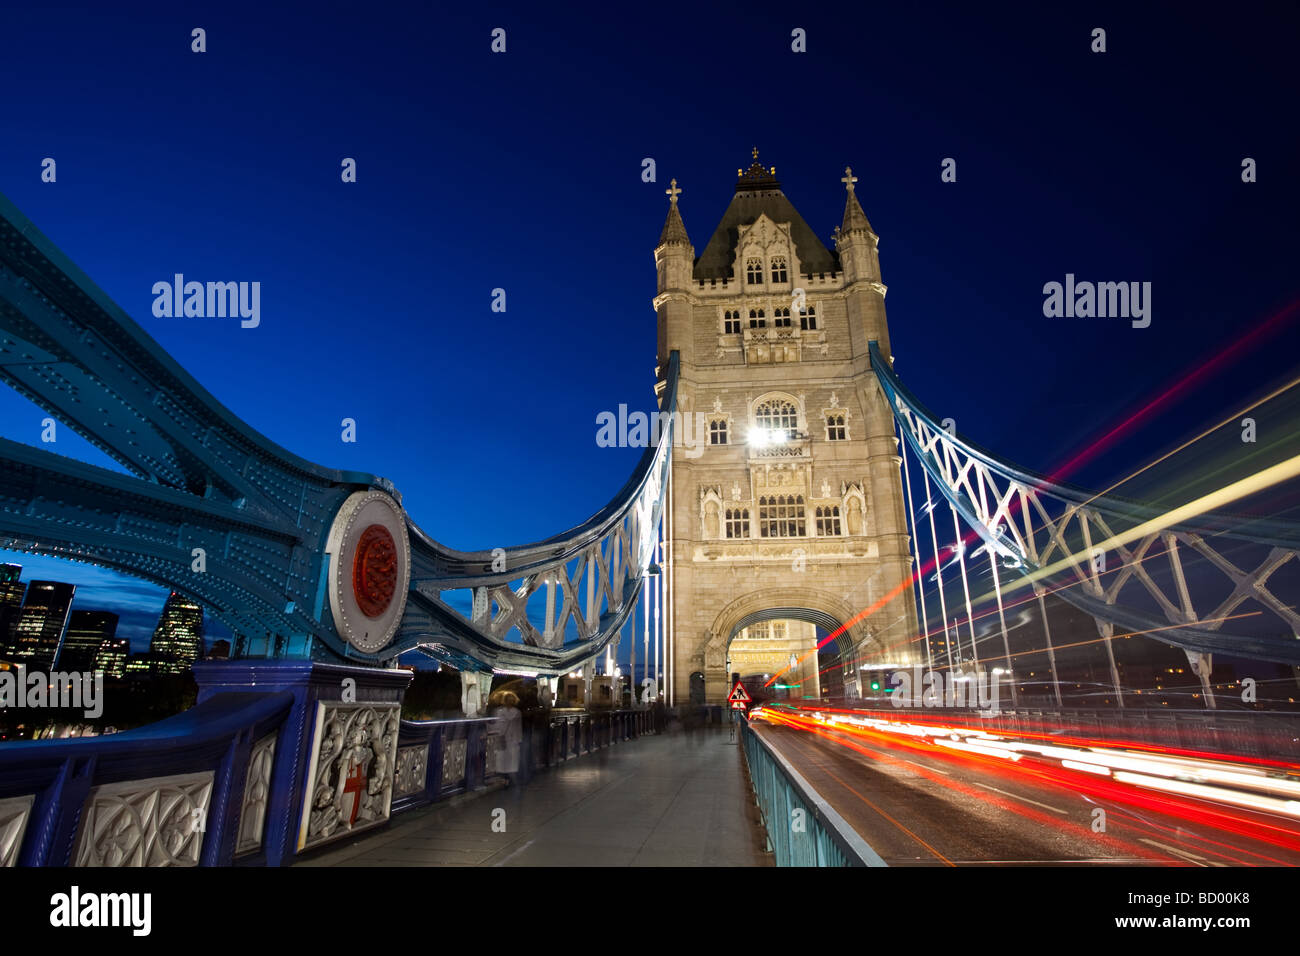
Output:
top-left (1, 2), bottom-right (1297, 656)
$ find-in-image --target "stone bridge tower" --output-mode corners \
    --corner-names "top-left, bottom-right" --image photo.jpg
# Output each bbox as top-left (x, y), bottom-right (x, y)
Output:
top-left (654, 153), bottom-right (920, 706)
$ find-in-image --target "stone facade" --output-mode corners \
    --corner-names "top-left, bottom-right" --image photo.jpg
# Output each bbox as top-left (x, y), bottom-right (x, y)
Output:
top-left (729, 619), bottom-right (821, 698)
top-left (655, 156), bottom-right (921, 705)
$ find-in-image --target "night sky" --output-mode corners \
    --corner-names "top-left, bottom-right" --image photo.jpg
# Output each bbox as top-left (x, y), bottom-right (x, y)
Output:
top-left (1, 2), bottom-right (1296, 660)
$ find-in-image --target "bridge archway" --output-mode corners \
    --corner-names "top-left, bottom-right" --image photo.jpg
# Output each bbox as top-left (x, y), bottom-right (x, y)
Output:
top-left (702, 587), bottom-right (880, 704)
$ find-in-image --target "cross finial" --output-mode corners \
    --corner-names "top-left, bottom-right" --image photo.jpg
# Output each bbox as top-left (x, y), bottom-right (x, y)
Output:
top-left (666, 178), bottom-right (682, 204)
top-left (752, 146), bottom-right (759, 160)
top-left (842, 166), bottom-right (858, 192)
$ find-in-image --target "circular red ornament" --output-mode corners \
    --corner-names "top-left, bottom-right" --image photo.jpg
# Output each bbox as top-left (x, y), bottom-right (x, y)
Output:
top-left (352, 524), bottom-right (397, 618)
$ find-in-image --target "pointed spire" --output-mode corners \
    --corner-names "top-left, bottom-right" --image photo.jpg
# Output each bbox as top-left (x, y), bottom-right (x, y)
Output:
top-left (839, 166), bottom-right (873, 235)
top-left (658, 178), bottom-right (690, 246)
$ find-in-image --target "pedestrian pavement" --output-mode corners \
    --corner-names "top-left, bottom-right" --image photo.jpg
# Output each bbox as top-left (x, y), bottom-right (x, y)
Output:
top-left (296, 724), bottom-right (772, 866)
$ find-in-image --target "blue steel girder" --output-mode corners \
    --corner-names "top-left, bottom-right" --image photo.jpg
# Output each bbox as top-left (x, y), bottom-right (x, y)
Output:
top-left (869, 341), bottom-right (1300, 667)
top-left (0, 191), bottom-right (674, 674)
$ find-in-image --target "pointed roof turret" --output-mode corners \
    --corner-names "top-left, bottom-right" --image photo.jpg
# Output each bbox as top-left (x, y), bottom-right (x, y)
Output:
top-left (839, 166), bottom-right (874, 236)
top-left (658, 178), bottom-right (691, 247)
top-left (693, 149), bottom-right (840, 280)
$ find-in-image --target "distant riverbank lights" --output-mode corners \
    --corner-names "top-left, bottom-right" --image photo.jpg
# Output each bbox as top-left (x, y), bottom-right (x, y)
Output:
top-left (325, 490), bottom-right (411, 654)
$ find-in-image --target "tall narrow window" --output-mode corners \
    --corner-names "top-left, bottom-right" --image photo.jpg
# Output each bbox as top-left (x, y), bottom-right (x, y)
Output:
top-left (816, 505), bottom-right (842, 536)
top-left (770, 256), bottom-right (788, 283)
top-left (799, 305), bottom-right (817, 330)
top-left (759, 495), bottom-right (806, 537)
top-left (746, 258), bottom-right (763, 284)
top-left (826, 414), bottom-right (846, 440)
top-left (709, 420), bottom-right (728, 445)
top-left (725, 508), bottom-right (750, 539)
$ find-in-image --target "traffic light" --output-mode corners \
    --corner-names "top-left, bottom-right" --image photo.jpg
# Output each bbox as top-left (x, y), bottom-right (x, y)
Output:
top-left (869, 677), bottom-right (882, 692)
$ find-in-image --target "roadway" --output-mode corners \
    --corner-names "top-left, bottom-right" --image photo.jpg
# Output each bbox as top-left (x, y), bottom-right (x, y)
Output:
top-left (752, 710), bottom-right (1300, 866)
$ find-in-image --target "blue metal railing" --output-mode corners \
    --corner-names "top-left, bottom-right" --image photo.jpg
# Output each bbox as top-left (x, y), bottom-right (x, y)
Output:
top-left (0, 686), bottom-right (657, 866)
top-left (741, 719), bottom-right (887, 867)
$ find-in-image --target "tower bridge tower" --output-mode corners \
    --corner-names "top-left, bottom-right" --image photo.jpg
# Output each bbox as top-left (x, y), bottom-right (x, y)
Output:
top-left (654, 153), bottom-right (920, 706)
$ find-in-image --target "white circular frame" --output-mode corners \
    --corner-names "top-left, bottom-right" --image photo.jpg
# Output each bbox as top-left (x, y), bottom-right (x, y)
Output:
top-left (325, 489), bottom-right (411, 654)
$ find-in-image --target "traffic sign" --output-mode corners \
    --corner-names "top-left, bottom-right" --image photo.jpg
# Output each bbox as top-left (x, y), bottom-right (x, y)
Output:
top-left (728, 681), bottom-right (751, 703)
top-left (730, 700), bottom-right (748, 710)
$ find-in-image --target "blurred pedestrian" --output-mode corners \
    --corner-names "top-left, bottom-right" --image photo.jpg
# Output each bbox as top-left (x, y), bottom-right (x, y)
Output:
top-left (487, 689), bottom-right (523, 786)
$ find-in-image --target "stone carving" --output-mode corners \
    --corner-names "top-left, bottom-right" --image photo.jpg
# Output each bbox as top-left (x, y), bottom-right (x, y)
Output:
top-left (73, 771), bottom-right (214, 866)
top-left (442, 739), bottom-right (468, 787)
top-left (847, 496), bottom-right (865, 535)
top-left (821, 479), bottom-right (832, 498)
top-left (731, 482), bottom-right (742, 501)
top-left (703, 630), bottom-right (727, 669)
top-left (235, 732), bottom-right (277, 856)
top-left (0, 795), bottom-right (33, 867)
top-left (299, 702), bottom-right (401, 852)
top-left (704, 500), bottom-right (720, 538)
top-left (394, 744), bottom-right (428, 797)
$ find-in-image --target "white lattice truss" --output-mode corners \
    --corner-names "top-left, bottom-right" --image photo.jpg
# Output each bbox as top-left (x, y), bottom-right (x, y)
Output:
top-left (403, 355), bottom-right (678, 675)
top-left (871, 343), bottom-right (1300, 666)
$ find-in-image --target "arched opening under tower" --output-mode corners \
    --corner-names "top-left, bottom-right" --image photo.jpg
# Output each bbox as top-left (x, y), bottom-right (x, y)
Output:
top-left (700, 590), bottom-right (883, 706)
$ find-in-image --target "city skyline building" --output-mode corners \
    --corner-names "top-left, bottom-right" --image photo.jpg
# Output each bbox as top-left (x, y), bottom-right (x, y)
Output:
top-left (11, 580), bottom-right (76, 669)
top-left (0, 564), bottom-right (24, 660)
top-left (59, 610), bottom-right (120, 673)
top-left (148, 591), bottom-right (204, 675)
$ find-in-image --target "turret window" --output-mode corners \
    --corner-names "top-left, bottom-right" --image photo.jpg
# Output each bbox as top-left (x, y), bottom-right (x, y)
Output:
top-left (723, 310), bottom-right (742, 334)
top-left (746, 258), bottom-right (763, 284)
top-left (709, 420), bottom-right (729, 445)
top-left (774, 307), bottom-right (792, 328)
top-left (770, 257), bottom-right (788, 284)
top-left (748, 308), bottom-right (766, 329)
top-left (759, 495), bottom-right (806, 537)
top-left (827, 414), bottom-right (847, 441)
top-left (799, 305), bottom-right (817, 330)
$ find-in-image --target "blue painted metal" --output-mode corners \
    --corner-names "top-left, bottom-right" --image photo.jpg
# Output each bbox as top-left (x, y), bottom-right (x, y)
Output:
top-left (741, 719), bottom-right (886, 867)
top-left (1, 690), bottom-right (293, 866)
top-left (0, 190), bottom-right (676, 674)
top-left (869, 340), bottom-right (1300, 664)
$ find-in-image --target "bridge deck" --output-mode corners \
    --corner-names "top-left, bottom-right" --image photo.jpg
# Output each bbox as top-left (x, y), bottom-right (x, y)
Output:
top-left (295, 725), bottom-right (771, 867)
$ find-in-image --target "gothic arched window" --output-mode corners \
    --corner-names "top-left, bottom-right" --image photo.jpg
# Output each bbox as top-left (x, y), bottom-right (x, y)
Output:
top-left (746, 258), bottom-right (763, 284)
top-left (770, 256), bottom-right (788, 284)
top-left (774, 307), bottom-right (792, 328)
top-left (755, 400), bottom-right (798, 433)
top-left (748, 308), bottom-right (766, 329)
top-left (723, 309), bottom-right (741, 334)
top-left (800, 305), bottom-right (817, 330)
top-left (709, 419), bottom-right (728, 445)
top-left (725, 508), bottom-right (750, 539)
top-left (827, 414), bottom-right (847, 441)
top-left (759, 495), bottom-right (806, 538)
top-left (816, 505), bottom-right (842, 536)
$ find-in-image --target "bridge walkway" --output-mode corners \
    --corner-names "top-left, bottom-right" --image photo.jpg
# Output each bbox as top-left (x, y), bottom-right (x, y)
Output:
top-left (295, 724), bottom-right (771, 867)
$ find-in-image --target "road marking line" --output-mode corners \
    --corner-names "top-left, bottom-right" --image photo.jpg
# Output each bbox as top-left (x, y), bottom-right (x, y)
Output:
top-left (965, 781), bottom-right (1067, 815)
top-left (1138, 838), bottom-right (1208, 866)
